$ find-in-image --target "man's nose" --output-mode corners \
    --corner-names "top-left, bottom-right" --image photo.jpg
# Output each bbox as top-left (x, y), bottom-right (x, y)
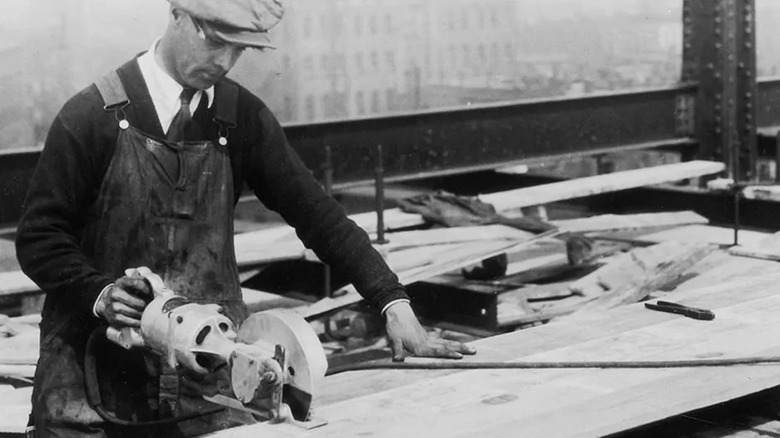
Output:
top-left (214, 46), bottom-right (243, 71)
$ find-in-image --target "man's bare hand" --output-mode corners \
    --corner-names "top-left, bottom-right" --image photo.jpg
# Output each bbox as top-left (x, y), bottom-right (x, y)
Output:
top-left (94, 275), bottom-right (153, 328)
top-left (385, 302), bottom-right (476, 362)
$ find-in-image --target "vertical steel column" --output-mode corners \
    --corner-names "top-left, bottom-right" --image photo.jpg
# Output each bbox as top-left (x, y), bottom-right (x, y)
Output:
top-left (685, 0), bottom-right (757, 181)
top-left (736, 0), bottom-right (758, 182)
top-left (677, 0), bottom-right (697, 162)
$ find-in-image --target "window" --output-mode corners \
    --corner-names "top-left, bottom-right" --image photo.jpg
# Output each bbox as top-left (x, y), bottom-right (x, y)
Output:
top-left (355, 91), bottom-right (365, 115)
top-left (386, 51), bottom-right (396, 72)
top-left (304, 95), bottom-right (316, 121)
top-left (303, 15), bottom-right (312, 39)
top-left (283, 95), bottom-right (294, 122)
top-left (371, 51), bottom-right (379, 71)
top-left (386, 88), bottom-right (396, 111)
top-left (370, 15), bottom-right (378, 35)
top-left (355, 53), bottom-right (364, 73)
top-left (371, 90), bottom-right (380, 113)
top-left (321, 55), bottom-right (329, 72)
top-left (354, 15), bottom-right (363, 37)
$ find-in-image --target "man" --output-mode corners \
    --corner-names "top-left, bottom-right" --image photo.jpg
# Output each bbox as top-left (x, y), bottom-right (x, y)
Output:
top-left (15, 0), bottom-right (475, 436)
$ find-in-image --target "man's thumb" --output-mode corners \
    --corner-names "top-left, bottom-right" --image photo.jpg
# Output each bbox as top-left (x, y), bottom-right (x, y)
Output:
top-left (391, 337), bottom-right (406, 362)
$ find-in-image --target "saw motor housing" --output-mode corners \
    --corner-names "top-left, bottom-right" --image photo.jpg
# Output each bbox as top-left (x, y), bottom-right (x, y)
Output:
top-left (106, 267), bottom-right (328, 423)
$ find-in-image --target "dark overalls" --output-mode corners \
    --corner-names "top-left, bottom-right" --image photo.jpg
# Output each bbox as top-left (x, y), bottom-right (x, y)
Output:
top-left (31, 70), bottom-right (252, 437)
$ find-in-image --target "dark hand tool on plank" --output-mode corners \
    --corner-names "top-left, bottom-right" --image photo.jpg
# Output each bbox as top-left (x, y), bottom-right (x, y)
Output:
top-left (644, 300), bottom-right (715, 321)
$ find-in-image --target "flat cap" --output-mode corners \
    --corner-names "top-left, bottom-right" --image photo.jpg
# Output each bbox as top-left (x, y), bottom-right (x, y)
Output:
top-left (169, 0), bottom-right (284, 49)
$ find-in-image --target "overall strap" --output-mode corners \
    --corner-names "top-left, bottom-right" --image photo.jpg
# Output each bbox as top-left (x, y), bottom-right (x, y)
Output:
top-left (212, 81), bottom-right (239, 146)
top-left (94, 70), bottom-right (130, 129)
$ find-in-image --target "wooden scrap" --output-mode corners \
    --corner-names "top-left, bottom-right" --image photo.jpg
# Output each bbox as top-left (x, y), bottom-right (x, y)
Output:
top-left (299, 232), bottom-right (559, 319)
top-left (637, 224), bottom-right (768, 247)
top-left (377, 225), bottom-right (534, 251)
top-left (480, 160), bottom-right (725, 211)
top-left (0, 386), bottom-right (33, 434)
top-left (677, 232), bottom-right (780, 291)
top-left (568, 240), bottom-right (715, 313)
top-left (728, 230), bottom-right (780, 261)
top-left (234, 163), bottom-right (722, 269)
top-left (552, 211), bottom-right (708, 234)
top-left (0, 271), bottom-right (38, 298)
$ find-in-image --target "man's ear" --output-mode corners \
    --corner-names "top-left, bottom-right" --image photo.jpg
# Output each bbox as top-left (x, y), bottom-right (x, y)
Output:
top-left (170, 7), bottom-right (187, 25)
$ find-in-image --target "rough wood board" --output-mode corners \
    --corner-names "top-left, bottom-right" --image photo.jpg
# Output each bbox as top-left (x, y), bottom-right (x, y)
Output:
top-left (0, 270), bottom-right (38, 297)
top-left (638, 224), bottom-right (769, 247)
top-left (479, 160), bottom-right (725, 211)
top-left (568, 241), bottom-right (714, 310)
top-left (209, 273), bottom-right (780, 438)
top-left (552, 211), bottom-right (708, 233)
top-left (728, 231), bottom-right (780, 261)
top-left (299, 238), bottom-right (537, 320)
top-left (0, 386), bottom-right (33, 433)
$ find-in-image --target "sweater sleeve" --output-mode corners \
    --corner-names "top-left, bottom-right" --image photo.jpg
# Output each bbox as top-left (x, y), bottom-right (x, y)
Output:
top-left (242, 105), bottom-right (409, 311)
top-left (15, 95), bottom-right (114, 318)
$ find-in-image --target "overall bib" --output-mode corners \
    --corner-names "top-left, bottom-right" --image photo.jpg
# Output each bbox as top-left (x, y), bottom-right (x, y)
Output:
top-left (32, 70), bottom-right (251, 437)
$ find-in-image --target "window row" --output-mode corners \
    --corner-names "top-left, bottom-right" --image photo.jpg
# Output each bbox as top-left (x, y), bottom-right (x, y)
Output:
top-left (302, 13), bottom-right (394, 39)
top-left (291, 89), bottom-right (400, 122)
top-left (301, 51), bottom-right (397, 73)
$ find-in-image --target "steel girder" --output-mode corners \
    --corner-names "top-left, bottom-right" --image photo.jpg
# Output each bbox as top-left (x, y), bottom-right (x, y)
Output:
top-left (4, 79), bottom-right (780, 225)
top-left (685, 0), bottom-right (758, 180)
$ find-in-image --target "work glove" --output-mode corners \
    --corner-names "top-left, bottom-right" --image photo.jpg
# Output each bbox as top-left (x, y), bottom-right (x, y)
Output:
top-left (384, 301), bottom-right (476, 362)
top-left (94, 272), bottom-right (154, 329)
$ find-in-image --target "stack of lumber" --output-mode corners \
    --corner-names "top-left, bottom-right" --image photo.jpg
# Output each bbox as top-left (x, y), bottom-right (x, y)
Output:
top-left (211, 272), bottom-right (780, 438)
top-left (7, 159), bottom-right (760, 437)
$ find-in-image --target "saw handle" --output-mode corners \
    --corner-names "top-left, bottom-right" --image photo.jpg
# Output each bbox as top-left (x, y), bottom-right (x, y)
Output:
top-left (85, 326), bottom-right (223, 427)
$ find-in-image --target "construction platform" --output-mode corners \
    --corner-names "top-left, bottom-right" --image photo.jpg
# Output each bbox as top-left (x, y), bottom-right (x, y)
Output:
top-left (4, 160), bottom-right (780, 437)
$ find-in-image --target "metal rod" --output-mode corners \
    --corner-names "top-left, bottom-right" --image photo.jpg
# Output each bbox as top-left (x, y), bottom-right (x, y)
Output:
top-left (325, 356), bottom-right (780, 376)
top-left (734, 186), bottom-right (740, 246)
top-left (323, 146), bottom-right (334, 298)
top-left (775, 130), bottom-right (780, 183)
top-left (374, 144), bottom-right (387, 244)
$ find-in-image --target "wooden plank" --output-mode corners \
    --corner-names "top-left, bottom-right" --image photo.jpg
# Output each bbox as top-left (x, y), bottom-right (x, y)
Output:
top-left (241, 288), bottom-right (308, 314)
top-left (552, 211), bottom-right (708, 233)
top-left (568, 241), bottom-right (715, 311)
top-left (0, 270), bottom-right (38, 298)
top-left (479, 160), bottom-right (725, 211)
top-left (311, 271), bottom-right (780, 407)
top-left (677, 229), bottom-right (780, 291)
top-left (377, 225), bottom-right (534, 251)
top-left (637, 224), bottom-right (769, 247)
top-left (728, 231), bottom-right (780, 261)
top-left (0, 386), bottom-right (33, 433)
top-left (209, 272), bottom-right (780, 438)
top-left (298, 238), bottom-right (542, 320)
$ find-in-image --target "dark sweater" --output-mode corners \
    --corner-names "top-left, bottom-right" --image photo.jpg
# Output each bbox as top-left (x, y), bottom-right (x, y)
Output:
top-left (15, 58), bottom-right (408, 319)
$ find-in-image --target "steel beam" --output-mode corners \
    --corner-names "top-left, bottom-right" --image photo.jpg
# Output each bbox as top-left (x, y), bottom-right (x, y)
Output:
top-left (283, 85), bottom-right (697, 187)
top-left (4, 78), bottom-right (780, 226)
top-left (686, 0), bottom-right (757, 180)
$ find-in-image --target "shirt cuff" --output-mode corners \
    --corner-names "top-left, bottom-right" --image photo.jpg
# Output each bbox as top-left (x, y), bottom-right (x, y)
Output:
top-left (381, 298), bottom-right (410, 317)
top-left (93, 283), bottom-right (114, 318)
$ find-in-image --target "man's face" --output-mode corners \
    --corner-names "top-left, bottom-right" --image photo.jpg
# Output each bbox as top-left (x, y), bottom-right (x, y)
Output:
top-left (170, 11), bottom-right (246, 89)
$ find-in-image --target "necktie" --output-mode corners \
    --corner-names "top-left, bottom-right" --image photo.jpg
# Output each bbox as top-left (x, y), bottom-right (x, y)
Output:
top-left (167, 87), bottom-right (197, 142)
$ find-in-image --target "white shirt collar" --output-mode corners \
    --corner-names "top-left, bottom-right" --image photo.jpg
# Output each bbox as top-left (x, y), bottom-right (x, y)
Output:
top-left (136, 39), bottom-right (215, 135)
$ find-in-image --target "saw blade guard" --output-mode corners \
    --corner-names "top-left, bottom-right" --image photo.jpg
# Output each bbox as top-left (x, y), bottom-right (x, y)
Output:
top-left (236, 309), bottom-right (328, 417)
